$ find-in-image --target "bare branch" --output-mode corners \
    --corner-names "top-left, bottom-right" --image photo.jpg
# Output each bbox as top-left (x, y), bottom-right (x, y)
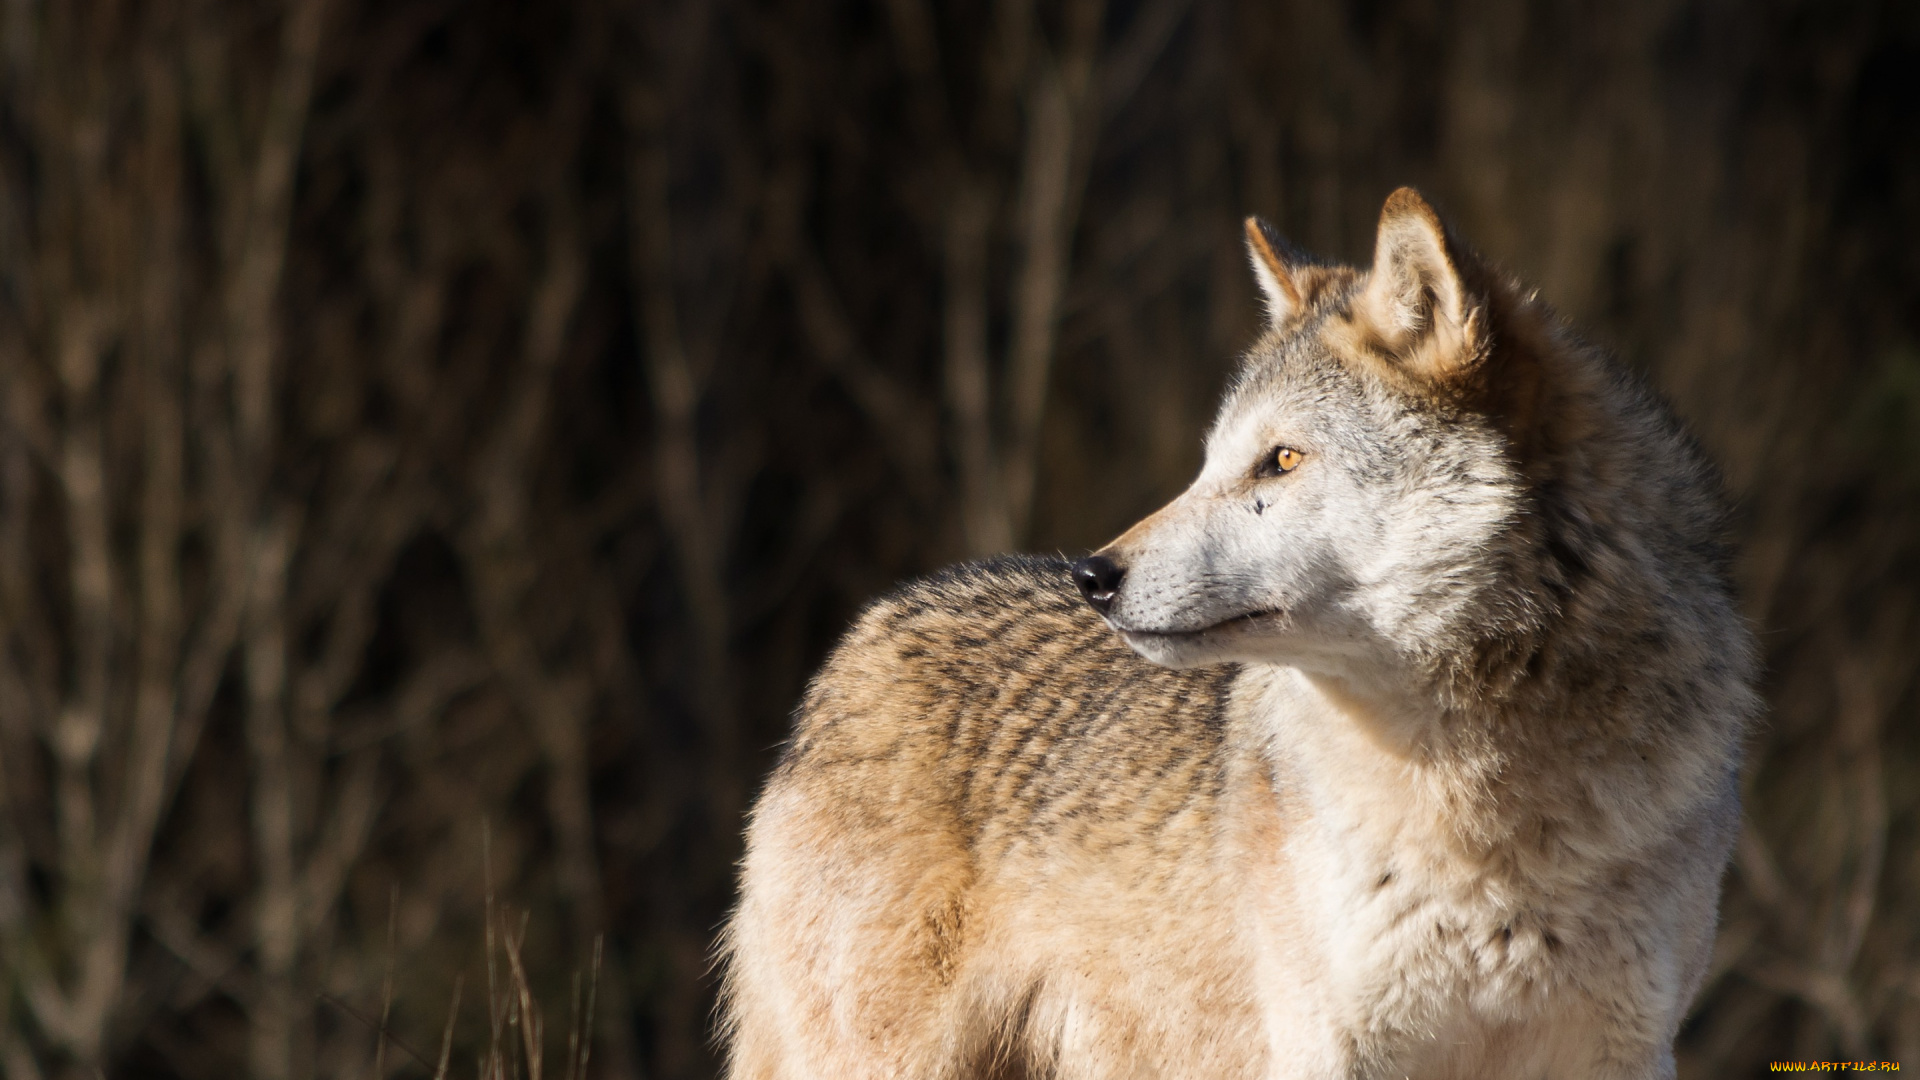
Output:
top-left (942, 183), bottom-right (1006, 555)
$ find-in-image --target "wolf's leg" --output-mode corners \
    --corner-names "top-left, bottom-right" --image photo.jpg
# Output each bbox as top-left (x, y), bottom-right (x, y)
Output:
top-left (721, 782), bottom-right (979, 1079)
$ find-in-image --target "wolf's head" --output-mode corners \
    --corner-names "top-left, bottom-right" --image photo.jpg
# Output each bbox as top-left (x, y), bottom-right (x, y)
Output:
top-left (1074, 188), bottom-right (1721, 694)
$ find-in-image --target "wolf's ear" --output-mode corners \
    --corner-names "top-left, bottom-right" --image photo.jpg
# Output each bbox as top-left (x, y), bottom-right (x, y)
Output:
top-left (1244, 216), bottom-right (1305, 328)
top-left (1359, 188), bottom-right (1488, 379)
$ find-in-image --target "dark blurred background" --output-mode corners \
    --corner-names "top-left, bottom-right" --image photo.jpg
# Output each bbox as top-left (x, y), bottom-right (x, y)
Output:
top-left (0, 0), bottom-right (1915, 1076)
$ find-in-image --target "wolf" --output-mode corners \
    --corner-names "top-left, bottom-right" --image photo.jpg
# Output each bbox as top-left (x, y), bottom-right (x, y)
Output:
top-left (719, 188), bottom-right (1758, 1080)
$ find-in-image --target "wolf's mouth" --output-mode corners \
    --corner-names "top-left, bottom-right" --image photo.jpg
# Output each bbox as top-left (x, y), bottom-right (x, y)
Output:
top-left (1112, 608), bottom-right (1281, 640)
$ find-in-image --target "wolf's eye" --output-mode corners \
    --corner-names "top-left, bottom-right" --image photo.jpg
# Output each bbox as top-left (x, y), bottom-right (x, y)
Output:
top-left (1258, 446), bottom-right (1305, 477)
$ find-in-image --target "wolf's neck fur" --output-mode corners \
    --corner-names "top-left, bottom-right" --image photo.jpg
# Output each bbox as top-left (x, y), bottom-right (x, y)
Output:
top-left (1244, 660), bottom-right (1626, 904)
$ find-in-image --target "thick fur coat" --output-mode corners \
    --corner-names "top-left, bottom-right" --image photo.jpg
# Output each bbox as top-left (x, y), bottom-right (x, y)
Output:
top-left (719, 188), bottom-right (1759, 1080)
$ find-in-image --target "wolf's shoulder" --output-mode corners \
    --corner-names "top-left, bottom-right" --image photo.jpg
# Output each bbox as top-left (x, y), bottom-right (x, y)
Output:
top-left (803, 555), bottom-right (1152, 705)
top-left (824, 553), bottom-right (1181, 697)
top-left (855, 553), bottom-right (1089, 641)
top-left (781, 555), bottom-right (1233, 800)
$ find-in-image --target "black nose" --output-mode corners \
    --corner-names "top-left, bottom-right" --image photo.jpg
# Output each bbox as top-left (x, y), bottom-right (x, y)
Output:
top-left (1072, 555), bottom-right (1125, 614)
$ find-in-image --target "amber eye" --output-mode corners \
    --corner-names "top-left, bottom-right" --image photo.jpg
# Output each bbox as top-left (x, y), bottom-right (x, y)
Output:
top-left (1267, 446), bottom-right (1304, 475)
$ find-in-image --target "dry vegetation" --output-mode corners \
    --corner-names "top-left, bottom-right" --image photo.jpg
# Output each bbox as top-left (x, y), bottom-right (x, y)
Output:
top-left (0, 0), bottom-right (1913, 1076)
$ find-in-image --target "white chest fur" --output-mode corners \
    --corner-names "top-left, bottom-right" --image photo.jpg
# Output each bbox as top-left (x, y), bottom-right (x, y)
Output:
top-left (1227, 667), bottom-right (1698, 1080)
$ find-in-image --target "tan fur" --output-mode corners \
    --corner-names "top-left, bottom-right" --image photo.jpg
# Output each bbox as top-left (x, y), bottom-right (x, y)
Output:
top-left (720, 189), bottom-right (1757, 1080)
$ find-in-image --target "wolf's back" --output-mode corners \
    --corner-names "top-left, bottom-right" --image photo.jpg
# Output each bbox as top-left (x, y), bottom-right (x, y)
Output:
top-left (774, 554), bottom-right (1234, 854)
